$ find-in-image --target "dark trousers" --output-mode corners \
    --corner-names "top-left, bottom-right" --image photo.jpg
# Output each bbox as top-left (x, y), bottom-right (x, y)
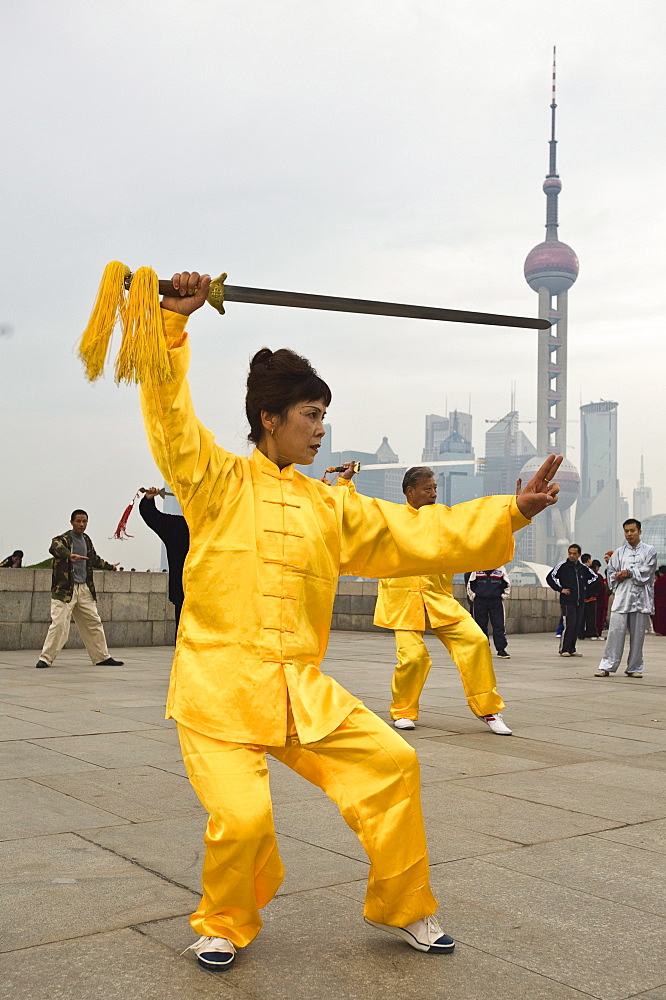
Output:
top-left (173, 601), bottom-right (182, 643)
top-left (561, 603), bottom-right (585, 653)
top-left (578, 600), bottom-right (598, 639)
top-left (473, 597), bottom-right (507, 652)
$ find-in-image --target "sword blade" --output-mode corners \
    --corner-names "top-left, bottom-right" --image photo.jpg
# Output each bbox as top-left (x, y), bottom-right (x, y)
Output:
top-left (153, 278), bottom-right (550, 330)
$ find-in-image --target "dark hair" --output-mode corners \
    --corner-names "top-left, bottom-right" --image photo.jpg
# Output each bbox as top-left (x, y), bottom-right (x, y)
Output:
top-left (568, 543), bottom-right (581, 554)
top-left (623, 518), bottom-right (641, 531)
top-left (581, 553), bottom-right (591, 563)
top-left (70, 509), bottom-right (88, 521)
top-left (245, 348), bottom-right (332, 445)
top-left (12, 550), bottom-right (23, 558)
top-left (659, 565), bottom-right (666, 575)
top-left (591, 560), bottom-right (601, 570)
top-left (402, 466), bottom-right (435, 495)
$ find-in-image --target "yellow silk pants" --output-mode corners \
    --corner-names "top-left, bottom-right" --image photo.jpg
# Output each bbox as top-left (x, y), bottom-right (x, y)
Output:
top-left (391, 617), bottom-right (505, 721)
top-left (177, 703), bottom-right (437, 948)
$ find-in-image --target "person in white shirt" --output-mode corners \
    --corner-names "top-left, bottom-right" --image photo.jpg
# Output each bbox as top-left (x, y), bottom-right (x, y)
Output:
top-left (595, 519), bottom-right (657, 678)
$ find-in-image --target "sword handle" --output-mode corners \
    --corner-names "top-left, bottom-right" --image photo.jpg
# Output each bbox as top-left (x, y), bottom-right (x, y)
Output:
top-left (157, 280), bottom-right (181, 296)
top-left (123, 273), bottom-right (227, 315)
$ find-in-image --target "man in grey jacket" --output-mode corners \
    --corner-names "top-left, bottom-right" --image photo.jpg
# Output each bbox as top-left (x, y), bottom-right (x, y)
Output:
top-left (595, 519), bottom-right (657, 678)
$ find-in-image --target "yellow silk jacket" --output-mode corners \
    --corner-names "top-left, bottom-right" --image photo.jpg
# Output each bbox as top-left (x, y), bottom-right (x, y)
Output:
top-left (140, 311), bottom-right (529, 746)
top-left (374, 573), bottom-right (467, 632)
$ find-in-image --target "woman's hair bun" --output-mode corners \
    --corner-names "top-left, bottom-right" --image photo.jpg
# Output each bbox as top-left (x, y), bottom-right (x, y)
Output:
top-left (245, 346), bottom-right (332, 446)
top-left (250, 347), bottom-right (273, 370)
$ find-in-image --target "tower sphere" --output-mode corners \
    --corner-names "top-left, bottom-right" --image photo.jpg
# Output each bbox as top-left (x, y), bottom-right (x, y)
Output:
top-left (543, 177), bottom-right (562, 194)
top-left (518, 455), bottom-right (580, 511)
top-left (524, 240), bottom-right (579, 294)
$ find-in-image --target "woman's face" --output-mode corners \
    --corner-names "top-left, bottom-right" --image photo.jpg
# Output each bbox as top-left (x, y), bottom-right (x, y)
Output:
top-left (263, 399), bottom-right (327, 467)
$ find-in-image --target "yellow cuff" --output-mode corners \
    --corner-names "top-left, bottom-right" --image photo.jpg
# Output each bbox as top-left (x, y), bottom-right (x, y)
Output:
top-left (510, 495), bottom-right (531, 530)
top-left (162, 309), bottom-right (189, 349)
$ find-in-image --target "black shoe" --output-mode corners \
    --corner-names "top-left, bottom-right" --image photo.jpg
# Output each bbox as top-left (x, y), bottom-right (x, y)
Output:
top-left (35, 659), bottom-right (50, 669)
top-left (96, 657), bottom-right (124, 666)
top-left (496, 649), bottom-right (510, 658)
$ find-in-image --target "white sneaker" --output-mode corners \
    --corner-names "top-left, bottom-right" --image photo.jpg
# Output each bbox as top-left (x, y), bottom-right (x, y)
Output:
top-left (183, 935), bottom-right (236, 970)
top-left (365, 914), bottom-right (455, 953)
top-left (479, 713), bottom-right (512, 735)
top-left (393, 718), bottom-right (416, 730)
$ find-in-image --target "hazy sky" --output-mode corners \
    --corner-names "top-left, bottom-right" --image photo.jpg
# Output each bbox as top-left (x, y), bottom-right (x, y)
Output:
top-left (1, 0), bottom-right (664, 568)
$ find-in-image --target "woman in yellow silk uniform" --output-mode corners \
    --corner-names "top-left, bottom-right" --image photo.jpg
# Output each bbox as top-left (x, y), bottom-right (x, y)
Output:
top-left (140, 271), bottom-right (562, 970)
top-left (374, 467), bottom-right (511, 735)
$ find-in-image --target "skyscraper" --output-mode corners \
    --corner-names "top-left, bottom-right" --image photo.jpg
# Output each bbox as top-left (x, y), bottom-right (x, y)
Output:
top-left (421, 411), bottom-right (473, 462)
top-left (633, 455), bottom-right (653, 522)
top-left (575, 401), bottom-right (624, 557)
top-left (523, 49), bottom-right (580, 562)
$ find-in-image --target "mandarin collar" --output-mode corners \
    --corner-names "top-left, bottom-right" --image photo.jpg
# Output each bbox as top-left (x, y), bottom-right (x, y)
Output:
top-left (251, 447), bottom-right (295, 481)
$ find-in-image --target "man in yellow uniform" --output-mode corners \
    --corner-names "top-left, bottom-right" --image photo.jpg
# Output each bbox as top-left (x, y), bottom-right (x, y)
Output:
top-left (374, 467), bottom-right (511, 735)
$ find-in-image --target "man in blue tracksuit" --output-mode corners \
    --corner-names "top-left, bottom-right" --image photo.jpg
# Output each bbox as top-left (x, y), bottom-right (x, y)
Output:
top-left (547, 544), bottom-right (598, 657)
top-left (467, 567), bottom-right (511, 658)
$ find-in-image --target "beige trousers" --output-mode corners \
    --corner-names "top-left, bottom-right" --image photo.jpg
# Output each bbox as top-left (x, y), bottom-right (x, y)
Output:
top-left (39, 584), bottom-right (109, 666)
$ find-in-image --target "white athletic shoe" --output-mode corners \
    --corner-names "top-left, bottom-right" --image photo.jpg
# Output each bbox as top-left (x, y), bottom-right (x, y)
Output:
top-left (183, 935), bottom-right (236, 970)
top-left (393, 718), bottom-right (416, 730)
top-left (479, 713), bottom-right (513, 735)
top-left (365, 914), bottom-right (455, 953)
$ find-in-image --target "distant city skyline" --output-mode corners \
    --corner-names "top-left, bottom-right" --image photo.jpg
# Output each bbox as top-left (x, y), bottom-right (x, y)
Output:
top-left (2, 3), bottom-right (664, 571)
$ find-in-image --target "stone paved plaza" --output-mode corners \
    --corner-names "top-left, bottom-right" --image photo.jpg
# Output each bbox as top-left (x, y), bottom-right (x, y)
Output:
top-left (1, 630), bottom-right (666, 1000)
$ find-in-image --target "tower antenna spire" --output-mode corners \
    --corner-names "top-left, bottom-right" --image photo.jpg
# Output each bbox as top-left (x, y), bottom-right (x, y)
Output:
top-left (523, 47), bottom-right (580, 562)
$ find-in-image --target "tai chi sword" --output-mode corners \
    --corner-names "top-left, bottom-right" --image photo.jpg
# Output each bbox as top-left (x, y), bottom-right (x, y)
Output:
top-left (125, 272), bottom-right (550, 331)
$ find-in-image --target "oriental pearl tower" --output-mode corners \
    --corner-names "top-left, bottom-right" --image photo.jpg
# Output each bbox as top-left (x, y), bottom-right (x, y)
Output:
top-left (522, 49), bottom-right (580, 564)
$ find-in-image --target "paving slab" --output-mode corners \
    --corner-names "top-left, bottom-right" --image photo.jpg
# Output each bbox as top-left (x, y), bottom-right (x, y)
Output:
top-left (455, 766), bottom-right (666, 824)
top-left (332, 860), bottom-right (666, 1000)
top-left (84, 814), bottom-right (370, 895)
top-left (631, 751), bottom-right (666, 772)
top-left (5, 709), bottom-right (165, 736)
top-left (31, 765), bottom-right (204, 822)
top-left (554, 719), bottom-right (666, 745)
top-left (26, 732), bottom-right (185, 768)
top-left (596, 818), bottom-right (666, 856)
top-left (410, 735), bottom-right (563, 778)
top-left (433, 730), bottom-right (607, 765)
top-left (427, 859), bottom-right (666, 1000)
top-left (421, 782), bottom-right (624, 844)
top-left (2, 631), bottom-right (666, 1000)
top-left (486, 835), bottom-right (666, 916)
top-left (0, 927), bottom-right (237, 1000)
top-left (0, 740), bottom-right (102, 779)
top-left (0, 832), bottom-right (196, 950)
top-left (0, 715), bottom-right (68, 739)
top-left (500, 724), bottom-right (662, 757)
top-left (0, 778), bottom-right (129, 840)
top-left (136, 900), bottom-right (594, 1000)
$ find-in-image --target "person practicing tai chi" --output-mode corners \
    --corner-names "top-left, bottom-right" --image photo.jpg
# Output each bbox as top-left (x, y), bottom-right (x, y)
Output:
top-left (373, 468), bottom-right (513, 736)
top-left (139, 487), bottom-right (189, 632)
top-left (595, 518), bottom-right (657, 678)
top-left (35, 510), bottom-right (123, 670)
top-left (85, 268), bottom-right (561, 971)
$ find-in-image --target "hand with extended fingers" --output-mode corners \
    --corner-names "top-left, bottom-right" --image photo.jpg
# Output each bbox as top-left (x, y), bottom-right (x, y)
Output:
top-left (515, 454), bottom-right (563, 520)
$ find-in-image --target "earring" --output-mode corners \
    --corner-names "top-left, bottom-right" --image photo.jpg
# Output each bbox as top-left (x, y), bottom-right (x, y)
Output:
top-left (270, 427), bottom-right (274, 436)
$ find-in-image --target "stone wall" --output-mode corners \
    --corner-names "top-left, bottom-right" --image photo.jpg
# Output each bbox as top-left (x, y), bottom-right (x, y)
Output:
top-left (331, 580), bottom-right (561, 634)
top-left (0, 569), bottom-right (175, 651)
top-left (0, 569), bottom-right (561, 651)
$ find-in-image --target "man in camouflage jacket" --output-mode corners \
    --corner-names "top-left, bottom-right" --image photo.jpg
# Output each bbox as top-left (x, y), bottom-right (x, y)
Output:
top-left (36, 509), bottom-right (124, 669)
